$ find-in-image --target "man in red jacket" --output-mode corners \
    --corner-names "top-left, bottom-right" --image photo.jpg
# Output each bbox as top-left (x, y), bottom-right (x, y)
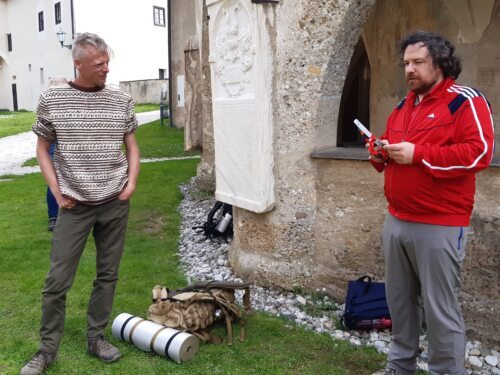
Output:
top-left (369, 31), bottom-right (495, 375)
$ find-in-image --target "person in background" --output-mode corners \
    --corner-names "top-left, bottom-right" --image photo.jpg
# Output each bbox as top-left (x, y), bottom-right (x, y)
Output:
top-left (45, 76), bottom-right (67, 231)
top-left (21, 33), bottom-right (140, 375)
top-left (369, 31), bottom-right (494, 374)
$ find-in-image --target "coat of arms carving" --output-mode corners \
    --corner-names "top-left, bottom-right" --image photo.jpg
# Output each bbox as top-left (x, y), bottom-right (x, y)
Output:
top-left (215, 0), bottom-right (254, 98)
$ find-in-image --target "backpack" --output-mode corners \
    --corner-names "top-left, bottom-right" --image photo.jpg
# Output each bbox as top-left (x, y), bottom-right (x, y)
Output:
top-left (340, 275), bottom-right (391, 330)
top-left (193, 201), bottom-right (233, 241)
top-left (147, 280), bottom-right (251, 345)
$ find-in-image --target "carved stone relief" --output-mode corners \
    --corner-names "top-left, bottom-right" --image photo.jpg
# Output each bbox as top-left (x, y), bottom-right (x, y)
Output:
top-left (184, 37), bottom-right (202, 151)
top-left (207, 0), bottom-right (274, 213)
top-left (214, 0), bottom-right (254, 98)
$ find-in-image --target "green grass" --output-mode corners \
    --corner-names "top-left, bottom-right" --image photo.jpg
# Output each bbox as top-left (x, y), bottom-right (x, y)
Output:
top-left (0, 164), bottom-right (386, 375)
top-left (0, 110), bottom-right (36, 138)
top-left (134, 120), bottom-right (199, 158)
top-left (134, 103), bottom-right (161, 113)
top-left (0, 117), bottom-right (387, 374)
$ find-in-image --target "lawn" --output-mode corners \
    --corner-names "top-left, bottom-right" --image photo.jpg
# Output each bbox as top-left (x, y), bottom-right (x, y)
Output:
top-left (0, 110), bottom-right (36, 138)
top-left (0, 118), bottom-right (387, 374)
top-left (134, 103), bottom-right (161, 113)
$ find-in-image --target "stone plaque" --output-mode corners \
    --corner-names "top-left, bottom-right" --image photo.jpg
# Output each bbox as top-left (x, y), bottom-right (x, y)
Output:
top-left (207, 0), bottom-right (274, 212)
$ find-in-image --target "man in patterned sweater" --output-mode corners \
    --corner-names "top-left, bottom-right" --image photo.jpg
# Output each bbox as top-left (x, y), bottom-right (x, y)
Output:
top-left (21, 33), bottom-right (140, 375)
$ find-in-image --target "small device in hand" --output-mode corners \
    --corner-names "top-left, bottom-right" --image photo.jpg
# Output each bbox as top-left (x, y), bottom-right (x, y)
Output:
top-left (353, 119), bottom-right (388, 161)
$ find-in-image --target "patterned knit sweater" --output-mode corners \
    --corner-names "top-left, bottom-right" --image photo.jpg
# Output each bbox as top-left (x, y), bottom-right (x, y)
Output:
top-left (33, 82), bottom-right (138, 204)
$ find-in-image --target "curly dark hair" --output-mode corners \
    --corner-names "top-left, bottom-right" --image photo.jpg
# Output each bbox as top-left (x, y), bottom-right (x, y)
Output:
top-left (399, 31), bottom-right (462, 79)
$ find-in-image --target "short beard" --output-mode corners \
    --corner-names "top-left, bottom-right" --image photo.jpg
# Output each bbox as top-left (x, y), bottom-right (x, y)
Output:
top-left (408, 80), bottom-right (437, 96)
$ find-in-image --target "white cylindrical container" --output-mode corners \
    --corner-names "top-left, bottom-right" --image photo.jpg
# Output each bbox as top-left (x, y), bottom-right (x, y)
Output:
top-left (111, 313), bottom-right (199, 363)
top-left (215, 213), bottom-right (232, 233)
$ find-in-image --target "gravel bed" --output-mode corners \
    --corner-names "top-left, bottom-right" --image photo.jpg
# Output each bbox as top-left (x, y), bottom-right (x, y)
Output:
top-left (177, 179), bottom-right (500, 375)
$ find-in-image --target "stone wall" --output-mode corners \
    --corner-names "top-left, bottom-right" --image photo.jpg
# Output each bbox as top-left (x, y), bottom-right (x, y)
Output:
top-left (169, 0), bottom-right (199, 128)
top-left (230, 0), bottom-right (376, 295)
top-left (195, 0), bottom-right (216, 192)
top-left (119, 79), bottom-right (168, 104)
top-left (203, 0), bottom-right (500, 347)
top-left (462, 169), bottom-right (500, 347)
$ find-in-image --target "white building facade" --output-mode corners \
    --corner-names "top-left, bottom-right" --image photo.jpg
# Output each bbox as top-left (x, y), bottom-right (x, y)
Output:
top-left (73, 0), bottom-right (169, 85)
top-left (0, 0), bottom-right (74, 111)
top-left (0, 0), bottom-right (169, 111)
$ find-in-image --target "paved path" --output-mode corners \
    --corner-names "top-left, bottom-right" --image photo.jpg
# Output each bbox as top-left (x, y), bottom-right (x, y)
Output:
top-left (0, 110), bottom-right (163, 177)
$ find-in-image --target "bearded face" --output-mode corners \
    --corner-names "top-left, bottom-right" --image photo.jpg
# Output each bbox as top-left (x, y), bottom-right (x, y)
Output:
top-left (403, 43), bottom-right (444, 97)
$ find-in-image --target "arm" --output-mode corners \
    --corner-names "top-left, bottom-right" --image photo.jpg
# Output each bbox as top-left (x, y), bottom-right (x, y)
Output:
top-left (36, 138), bottom-right (76, 209)
top-left (387, 95), bottom-right (495, 177)
top-left (118, 132), bottom-right (140, 201)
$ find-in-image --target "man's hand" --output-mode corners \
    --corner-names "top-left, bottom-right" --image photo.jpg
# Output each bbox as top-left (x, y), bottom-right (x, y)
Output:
top-left (366, 139), bottom-right (389, 163)
top-left (383, 142), bottom-right (415, 164)
top-left (57, 195), bottom-right (77, 209)
top-left (118, 183), bottom-right (136, 201)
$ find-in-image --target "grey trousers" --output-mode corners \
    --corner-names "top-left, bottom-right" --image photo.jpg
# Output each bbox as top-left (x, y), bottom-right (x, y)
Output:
top-left (382, 214), bottom-right (467, 375)
top-left (39, 198), bottom-right (130, 353)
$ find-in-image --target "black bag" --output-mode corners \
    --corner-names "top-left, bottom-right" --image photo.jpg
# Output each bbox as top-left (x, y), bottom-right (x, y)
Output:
top-left (193, 201), bottom-right (233, 240)
top-left (340, 276), bottom-right (391, 330)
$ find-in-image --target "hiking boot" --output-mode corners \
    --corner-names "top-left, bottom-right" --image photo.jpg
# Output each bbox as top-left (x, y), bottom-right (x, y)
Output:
top-left (47, 217), bottom-right (57, 232)
top-left (20, 350), bottom-right (56, 375)
top-left (87, 335), bottom-right (121, 363)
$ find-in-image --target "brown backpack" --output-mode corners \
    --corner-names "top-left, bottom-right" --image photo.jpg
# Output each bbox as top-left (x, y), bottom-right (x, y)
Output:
top-left (147, 281), bottom-right (251, 345)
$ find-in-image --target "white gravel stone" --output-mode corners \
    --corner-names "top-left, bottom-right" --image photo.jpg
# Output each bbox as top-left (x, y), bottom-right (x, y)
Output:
top-left (417, 362), bottom-right (429, 371)
top-left (297, 295), bottom-right (307, 305)
top-left (469, 356), bottom-right (483, 367)
top-left (484, 355), bottom-right (498, 367)
top-left (177, 180), bottom-right (499, 375)
top-left (374, 340), bottom-right (386, 350)
top-left (470, 349), bottom-right (482, 356)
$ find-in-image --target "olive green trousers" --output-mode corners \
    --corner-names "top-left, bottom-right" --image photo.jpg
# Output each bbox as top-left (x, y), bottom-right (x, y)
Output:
top-left (39, 198), bottom-right (130, 353)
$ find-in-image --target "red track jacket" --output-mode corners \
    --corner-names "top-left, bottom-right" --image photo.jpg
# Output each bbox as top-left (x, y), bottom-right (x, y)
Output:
top-left (371, 77), bottom-right (495, 226)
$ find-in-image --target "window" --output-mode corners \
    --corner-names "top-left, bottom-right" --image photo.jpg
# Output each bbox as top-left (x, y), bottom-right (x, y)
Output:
top-left (159, 69), bottom-right (166, 79)
top-left (337, 37), bottom-right (370, 147)
top-left (40, 68), bottom-right (44, 84)
top-left (54, 2), bottom-right (61, 24)
top-left (7, 34), bottom-right (12, 51)
top-left (153, 6), bottom-right (165, 27)
top-left (38, 11), bottom-right (44, 32)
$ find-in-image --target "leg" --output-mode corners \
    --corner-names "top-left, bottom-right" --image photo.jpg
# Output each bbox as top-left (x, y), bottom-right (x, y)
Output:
top-left (46, 188), bottom-right (58, 220)
top-left (46, 143), bottom-right (58, 230)
top-left (409, 223), bottom-right (467, 375)
top-left (39, 204), bottom-right (96, 353)
top-left (382, 214), bottom-right (422, 374)
top-left (86, 198), bottom-right (130, 338)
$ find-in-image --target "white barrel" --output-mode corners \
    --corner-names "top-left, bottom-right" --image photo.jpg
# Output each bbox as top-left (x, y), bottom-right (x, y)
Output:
top-left (111, 313), bottom-right (199, 363)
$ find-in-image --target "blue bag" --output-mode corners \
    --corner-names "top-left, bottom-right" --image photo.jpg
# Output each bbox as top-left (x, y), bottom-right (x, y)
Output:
top-left (340, 275), bottom-right (391, 330)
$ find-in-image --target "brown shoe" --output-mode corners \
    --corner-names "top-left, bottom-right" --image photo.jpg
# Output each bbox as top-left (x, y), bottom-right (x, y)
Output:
top-left (87, 335), bottom-right (121, 363)
top-left (20, 351), bottom-right (56, 375)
